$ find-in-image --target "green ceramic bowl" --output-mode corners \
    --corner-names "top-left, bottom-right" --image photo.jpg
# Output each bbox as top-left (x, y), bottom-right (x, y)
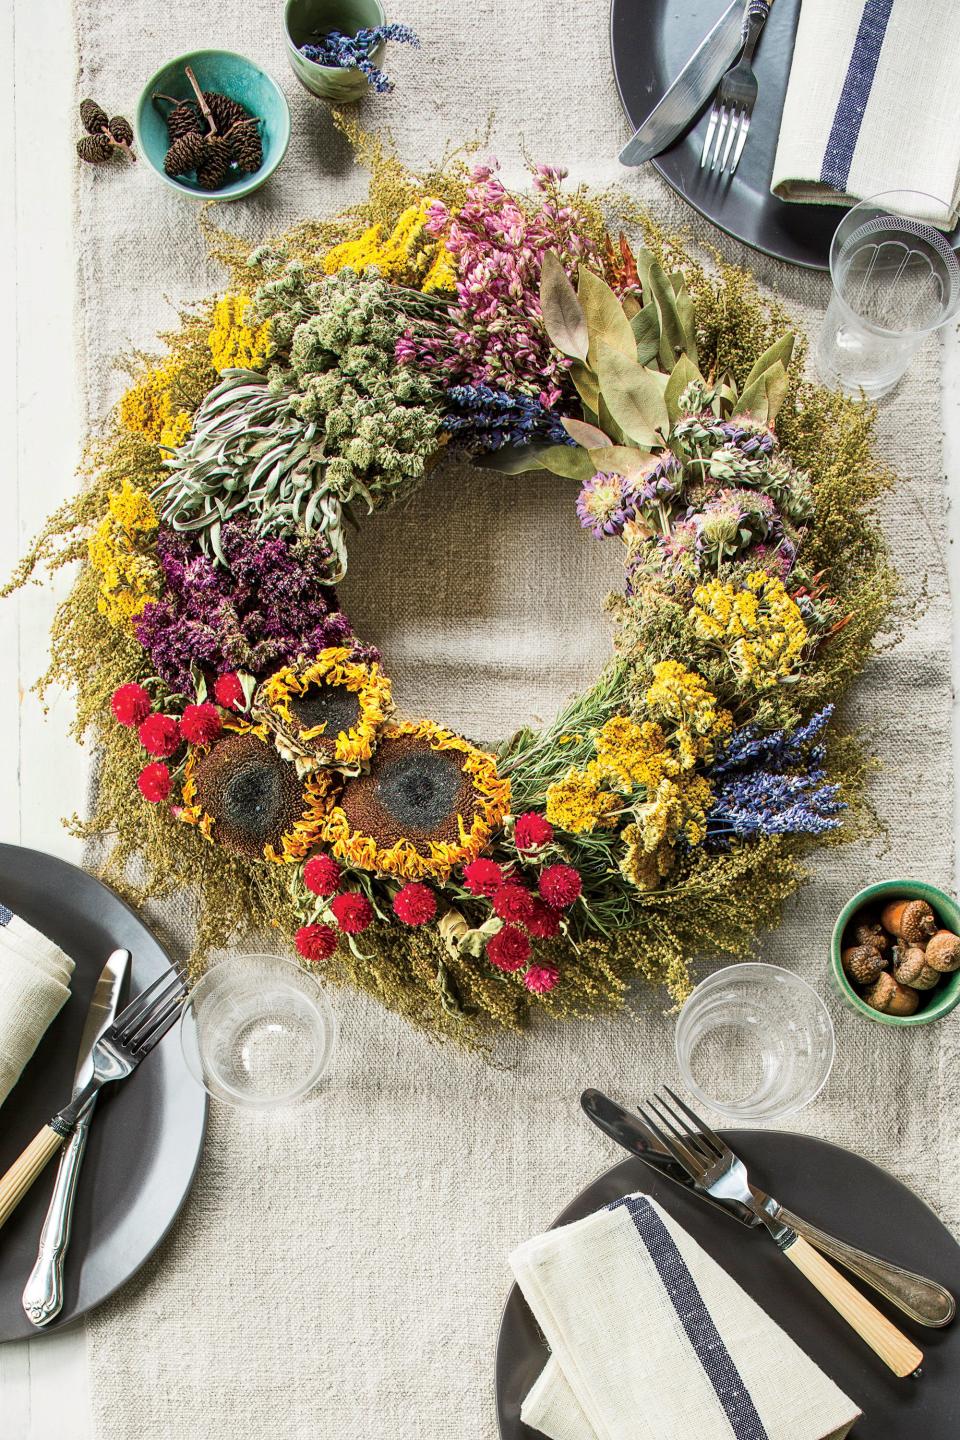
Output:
top-left (284, 0), bottom-right (387, 101)
top-left (830, 879), bottom-right (960, 1026)
top-left (136, 50), bottom-right (291, 200)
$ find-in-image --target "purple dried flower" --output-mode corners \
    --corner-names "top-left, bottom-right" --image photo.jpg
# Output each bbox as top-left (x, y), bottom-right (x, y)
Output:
top-left (576, 472), bottom-right (637, 539)
top-left (135, 520), bottom-right (377, 695)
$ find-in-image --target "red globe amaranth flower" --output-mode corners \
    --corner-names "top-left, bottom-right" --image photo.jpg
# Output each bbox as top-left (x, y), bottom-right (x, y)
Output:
top-left (524, 962), bottom-right (560, 994)
top-left (180, 703), bottom-right (222, 746)
top-left (462, 857), bottom-right (503, 898)
top-left (214, 672), bottom-right (246, 712)
top-left (137, 762), bottom-right (172, 803)
top-left (330, 891), bottom-right (374, 935)
top-left (111, 683), bottom-right (151, 727)
top-left (539, 863), bottom-right (583, 910)
top-left (492, 884), bottom-right (533, 925)
top-left (138, 712), bottom-right (182, 758)
top-left (485, 925), bottom-right (531, 972)
top-left (514, 811), bottom-right (553, 852)
top-left (295, 923), bottom-right (338, 963)
top-left (393, 883), bottom-right (437, 927)
top-left (302, 853), bottom-right (342, 897)
top-left (525, 899), bottom-right (561, 939)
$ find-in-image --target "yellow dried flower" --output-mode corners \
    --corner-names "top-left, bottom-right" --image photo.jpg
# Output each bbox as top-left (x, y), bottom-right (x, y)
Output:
top-left (256, 648), bottom-right (393, 772)
top-left (689, 570), bottom-right (808, 688)
top-left (323, 201), bottom-right (456, 292)
top-left (643, 660), bottom-right (732, 767)
top-left (87, 480), bottom-right (159, 626)
top-left (208, 293), bottom-right (273, 374)
top-left (594, 715), bottom-right (678, 792)
top-left (119, 357), bottom-right (193, 450)
top-left (545, 762), bottom-right (620, 834)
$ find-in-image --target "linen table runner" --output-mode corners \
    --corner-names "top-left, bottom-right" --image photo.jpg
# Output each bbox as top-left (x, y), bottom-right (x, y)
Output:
top-left (72, 2), bottom-right (959, 1436)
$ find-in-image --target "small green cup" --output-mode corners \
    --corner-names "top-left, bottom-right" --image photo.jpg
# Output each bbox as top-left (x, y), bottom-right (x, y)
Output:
top-left (830, 879), bottom-right (960, 1027)
top-left (284, 0), bottom-right (387, 101)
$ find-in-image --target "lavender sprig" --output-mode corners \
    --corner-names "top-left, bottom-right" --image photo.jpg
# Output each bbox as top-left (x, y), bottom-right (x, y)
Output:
top-left (442, 383), bottom-right (573, 453)
top-left (299, 24), bottom-right (420, 93)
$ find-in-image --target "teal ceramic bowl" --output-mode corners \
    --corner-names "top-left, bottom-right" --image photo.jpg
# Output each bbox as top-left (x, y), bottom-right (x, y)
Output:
top-left (136, 50), bottom-right (291, 200)
top-left (830, 879), bottom-right (960, 1027)
top-left (284, 0), bottom-right (387, 101)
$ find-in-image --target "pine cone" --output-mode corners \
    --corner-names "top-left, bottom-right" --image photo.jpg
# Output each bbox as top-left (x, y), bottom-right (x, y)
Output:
top-left (77, 133), bottom-right (113, 164)
top-left (167, 101), bottom-right (201, 142)
top-left (203, 90), bottom-right (248, 133)
top-left (227, 121), bottom-right (263, 175)
top-left (164, 132), bottom-right (206, 178)
top-left (196, 136), bottom-right (231, 191)
top-left (108, 115), bottom-right (134, 147)
top-left (79, 98), bottom-right (109, 134)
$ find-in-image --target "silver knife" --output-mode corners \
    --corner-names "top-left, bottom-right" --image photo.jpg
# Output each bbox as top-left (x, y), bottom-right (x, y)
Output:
top-left (22, 948), bottom-right (130, 1327)
top-left (581, 1089), bottom-right (955, 1327)
top-left (619, 0), bottom-right (747, 167)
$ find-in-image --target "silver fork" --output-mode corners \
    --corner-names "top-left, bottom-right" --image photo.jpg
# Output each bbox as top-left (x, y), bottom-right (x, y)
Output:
top-left (700, 0), bottom-right (773, 175)
top-left (0, 961), bottom-right (188, 1231)
top-left (640, 1088), bottom-right (925, 1378)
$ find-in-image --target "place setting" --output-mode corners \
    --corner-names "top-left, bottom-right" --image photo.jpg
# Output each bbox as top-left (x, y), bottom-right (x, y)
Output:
top-left (2, 0), bottom-right (960, 1436)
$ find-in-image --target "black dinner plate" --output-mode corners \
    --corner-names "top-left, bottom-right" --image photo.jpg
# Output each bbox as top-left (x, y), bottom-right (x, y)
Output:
top-left (496, 1132), bottom-right (960, 1438)
top-left (609, 0), bottom-right (960, 270)
top-left (0, 844), bottom-right (206, 1342)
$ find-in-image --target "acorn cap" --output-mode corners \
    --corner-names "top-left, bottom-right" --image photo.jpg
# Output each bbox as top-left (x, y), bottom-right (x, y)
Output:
top-left (863, 972), bottom-right (920, 1017)
top-left (879, 896), bottom-right (937, 944)
top-left (850, 915), bottom-right (889, 954)
top-left (924, 929), bottom-right (960, 973)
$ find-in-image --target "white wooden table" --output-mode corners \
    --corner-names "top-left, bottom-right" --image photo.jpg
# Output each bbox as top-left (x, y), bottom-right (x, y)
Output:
top-left (3, 0), bottom-right (960, 1434)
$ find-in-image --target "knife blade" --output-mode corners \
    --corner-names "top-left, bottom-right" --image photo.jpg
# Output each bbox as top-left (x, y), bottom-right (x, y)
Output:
top-left (581, 1088), bottom-right (956, 1327)
top-left (618, 0), bottom-right (746, 167)
top-left (22, 948), bottom-right (130, 1327)
top-left (581, 1088), bottom-right (757, 1224)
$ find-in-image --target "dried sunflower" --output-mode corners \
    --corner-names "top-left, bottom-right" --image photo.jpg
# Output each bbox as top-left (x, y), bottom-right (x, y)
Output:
top-left (179, 721), bottom-right (333, 863)
top-left (321, 720), bottom-right (511, 880)
top-left (254, 648), bottom-right (392, 774)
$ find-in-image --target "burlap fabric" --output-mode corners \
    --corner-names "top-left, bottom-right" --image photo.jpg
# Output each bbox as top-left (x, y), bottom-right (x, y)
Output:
top-left (72, 2), bottom-right (957, 1436)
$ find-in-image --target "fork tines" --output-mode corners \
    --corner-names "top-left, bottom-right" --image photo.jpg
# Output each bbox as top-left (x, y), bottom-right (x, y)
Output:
top-left (639, 1086), bottom-right (729, 1177)
top-left (112, 961), bottom-right (188, 1055)
top-left (700, 103), bottom-right (751, 176)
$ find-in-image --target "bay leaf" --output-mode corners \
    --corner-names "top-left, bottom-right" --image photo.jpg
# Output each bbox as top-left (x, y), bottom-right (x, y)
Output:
top-left (570, 358), bottom-right (600, 414)
top-left (597, 342), bottom-right (669, 445)
top-left (540, 251), bottom-right (589, 361)
top-left (589, 443), bottom-right (655, 478)
top-left (649, 262), bottom-right (687, 370)
top-left (740, 333), bottom-right (795, 395)
top-left (672, 276), bottom-right (699, 368)
top-left (562, 417), bottom-right (613, 449)
top-left (664, 353), bottom-right (704, 424)
top-left (736, 374), bottom-right (770, 423)
top-left (475, 441), bottom-right (593, 480)
top-left (621, 292), bottom-right (642, 320)
top-left (631, 304), bottom-right (661, 365)
top-left (578, 264), bottom-right (636, 365)
top-left (763, 361), bottom-right (789, 424)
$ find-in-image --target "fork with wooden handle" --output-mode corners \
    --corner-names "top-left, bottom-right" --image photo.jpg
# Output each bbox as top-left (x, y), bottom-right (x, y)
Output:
top-left (641, 1088), bottom-right (924, 1379)
top-left (0, 963), bottom-right (187, 1231)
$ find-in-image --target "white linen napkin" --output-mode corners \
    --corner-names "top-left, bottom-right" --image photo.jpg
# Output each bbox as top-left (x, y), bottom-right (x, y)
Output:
top-left (509, 1194), bottom-right (861, 1440)
top-left (771, 0), bottom-right (960, 228)
top-left (0, 904), bottom-right (74, 1108)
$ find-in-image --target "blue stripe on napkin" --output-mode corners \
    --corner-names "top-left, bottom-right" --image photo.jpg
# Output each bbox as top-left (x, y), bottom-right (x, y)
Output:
top-left (820, 0), bottom-right (895, 190)
top-left (609, 1195), bottom-right (769, 1440)
top-left (0, 904), bottom-right (12, 926)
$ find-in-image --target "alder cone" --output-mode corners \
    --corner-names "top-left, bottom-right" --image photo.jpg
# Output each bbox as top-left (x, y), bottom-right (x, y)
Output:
top-left (167, 101), bottom-right (202, 141)
top-left (229, 126), bottom-right (263, 174)
top-left (196, 137), bottom-right (232, 190)
top-left (164, 132), bottom-right (206, 178)
top-left (203, 90), bottom-right (248, 133)
top-left (80, 98), bottom-right (108, 134)
top-left (108, 115), bottom-right (134, 147)
top-left (77, 133), bottom-right (113, 164)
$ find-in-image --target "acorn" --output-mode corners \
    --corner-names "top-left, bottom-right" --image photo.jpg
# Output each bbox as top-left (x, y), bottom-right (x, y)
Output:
top-left (923, 929), bottom-right (960, 974)
top-left (880, 897), bottom-right (937, 945)
top-left (892, 945), bottom-right (940, 991)
top-left (863, 972), bottom-right (920, 1017)
top-left (841, 944), bottom-right (887, 986)
top-left (850, 913), bottom-right (889, 955)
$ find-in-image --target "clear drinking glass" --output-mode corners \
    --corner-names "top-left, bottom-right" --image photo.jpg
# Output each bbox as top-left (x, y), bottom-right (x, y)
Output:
top-left (816, 191), bottom-right (960, 400)
top-left (180, 953), bottom-right (336, 1108)
top-left (674, 963), bottom-right (834, 1122)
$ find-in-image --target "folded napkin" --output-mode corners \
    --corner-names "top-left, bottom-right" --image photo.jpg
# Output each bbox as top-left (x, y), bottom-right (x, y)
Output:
top-left (0, 904), bottom-right (74, 1109)
top-left (771, 0), bottom-right (960, 228)
top-left (510, 1194), bottom-right (861, 1440)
